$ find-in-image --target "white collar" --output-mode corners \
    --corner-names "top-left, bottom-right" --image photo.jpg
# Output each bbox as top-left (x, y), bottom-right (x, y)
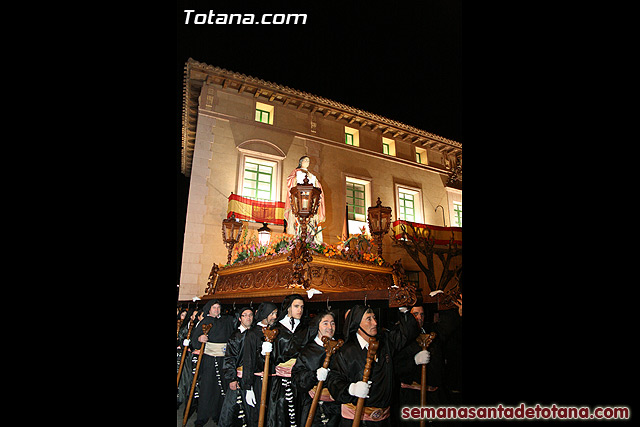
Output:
top-left (257, 321), bottom-right (266, 327)
top-left (239, 324), bottom-right (249, 333)
top-left (356, 332), bottom-right (369, 350)
top-left (280, 315), bottom-right (300, 332)
top-left (314, 335), bottom-right (324, 346)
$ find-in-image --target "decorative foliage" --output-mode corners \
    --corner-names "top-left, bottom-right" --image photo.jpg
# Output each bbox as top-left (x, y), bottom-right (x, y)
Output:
top-left (226, 225), bottom-right (386, 267)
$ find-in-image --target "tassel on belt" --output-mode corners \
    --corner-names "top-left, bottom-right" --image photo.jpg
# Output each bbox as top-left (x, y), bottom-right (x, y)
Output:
top-left (341, 403), bottom-right (390, 421)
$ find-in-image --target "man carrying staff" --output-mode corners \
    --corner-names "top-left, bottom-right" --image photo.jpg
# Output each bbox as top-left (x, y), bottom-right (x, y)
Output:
top-left (292, 310), bottom-right (342, 427)
top-left (325, 305), bottom-right (420, 426)
top-left (219, 306), bottom-right (254, 427)
top-left (392, 305), bottom-right (440, 424)
top-left (190, 299), bottom-right (236, 427)
top-left (266, 294), bottom-right (310, 427)
top-left (241, 302), bottom-right (279, 426)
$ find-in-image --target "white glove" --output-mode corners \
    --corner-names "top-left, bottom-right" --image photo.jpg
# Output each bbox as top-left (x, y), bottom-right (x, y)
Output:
top-left (316, 367), bottom-right (329, 381)
top-left (182, 338), bottom-right (190, 346)
top-left (414, 350), bottom-right (430, 365)
top-left (348, 381), bottom-right (371, 398)
top-left (245, 388), bottom-right (256, 407)
top-left (261, 341), bottom-right (273, 356)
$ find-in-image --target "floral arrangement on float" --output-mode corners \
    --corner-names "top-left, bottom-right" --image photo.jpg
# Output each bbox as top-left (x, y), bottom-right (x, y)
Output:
top-left (226, 224), bottom-right (385, 267)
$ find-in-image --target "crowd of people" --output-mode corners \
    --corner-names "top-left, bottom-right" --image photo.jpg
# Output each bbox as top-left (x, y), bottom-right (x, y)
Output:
top-left (176, 294), bottom-right (462, 427)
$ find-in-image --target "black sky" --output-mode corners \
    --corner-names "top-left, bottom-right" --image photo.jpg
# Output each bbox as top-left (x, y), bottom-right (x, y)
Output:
top-left (176, 0), bottom-right (462, 145)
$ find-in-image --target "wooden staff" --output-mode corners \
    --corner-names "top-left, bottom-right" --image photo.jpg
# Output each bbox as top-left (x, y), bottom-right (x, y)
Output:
top-left (416, 332), bottom-right (437, 427)
top-left (258, 327), bottom-right (279, 427)
top-left (176, 318), bottom-right (195, 388)
top-left (352, 337), bottom-right (379, 427)
top-left (305, 336), bottom-right (344, 427)
top-left (182, 323), bottom-right (213, 427)
top-left (177, 318), bottom-right (183, 338)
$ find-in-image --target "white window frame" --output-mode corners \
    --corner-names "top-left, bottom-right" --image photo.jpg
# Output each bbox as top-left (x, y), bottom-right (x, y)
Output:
top-left (345, 126), bottom-right (360, 147)
top-left (382, 137), bottom-right (396, 156)
top-left (236, 152), bottom-right (283, 203)
top-left (255, 101), bottom-right (274, 125)
top-left (446, 187), bottom-right (462, 227)
top-left (345, 176), bottom-right (371, 235)
top-left (394, 183), bottom-right (424, 224)
top-left (415, 147), bottom-right (428, 165)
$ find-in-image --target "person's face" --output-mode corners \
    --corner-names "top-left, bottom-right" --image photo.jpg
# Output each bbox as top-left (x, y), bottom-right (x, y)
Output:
top-left (240, 309), bottom-right (254, 328)
top-left (358, 311), bottom-right (378, 337)
top-left (180, 311), bottom-right (187, 321)
top-left (266, 309), bottom-right (278, 326)
top-left (410, 306), bottom-right (425, 328)
top-left (209, 303), bottom-right (221, 318)
top-left (301, 157), bottom-right (310, 169)
top-left (288, 299), bottom-right (304, 320)
top-left (317, 314), bottom-right (335, 339)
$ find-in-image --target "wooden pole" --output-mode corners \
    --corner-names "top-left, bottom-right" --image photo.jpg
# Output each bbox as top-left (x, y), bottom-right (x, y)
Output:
top-left (416, 332), bottom-right (436, 427)
top-left (352, 337), bottom-right (379, 427)
top-left (182, 323), bottom-right (213, 427)
top-left (177, 318), bottom-right (195, 388)
top-left (305, 336), bottom-right (344, 427)
top-left (258, 327), bottom-right (279, 427)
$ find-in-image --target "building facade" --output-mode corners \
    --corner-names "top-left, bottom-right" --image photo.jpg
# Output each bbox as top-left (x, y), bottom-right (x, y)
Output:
top-left (178, 58), bottom-right (462, 302)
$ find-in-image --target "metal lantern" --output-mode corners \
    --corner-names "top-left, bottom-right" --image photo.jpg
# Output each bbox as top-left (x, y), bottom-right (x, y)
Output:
top-left (287, 172), bottom-right (322, 289)
top-left (367, 197), bottom-right (392, 257)
top-left (221, 212), bottom-right (244, 264)
top-left (289, 173), bottom-right (322, 234)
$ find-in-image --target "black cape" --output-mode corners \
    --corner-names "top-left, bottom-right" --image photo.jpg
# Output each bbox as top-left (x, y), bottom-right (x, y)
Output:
top-left (325, 305), bottom-right (419, 409)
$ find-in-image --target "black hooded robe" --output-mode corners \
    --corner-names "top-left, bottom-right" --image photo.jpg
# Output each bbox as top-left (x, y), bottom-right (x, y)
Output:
top-left (191, 311), bottom-right (236, 426)
top-left (292, 338), bottom-right (342, 427)
top-left (325, 305), bottom-right (419, 426)
top-left (218, 322), bottom-right (251, 427)
top-left (392, 321), bottom-right (445, 424)
top-left (240, 302), bottom-right (278, 427)
top-left (266, 295), bottom-right (311, 427)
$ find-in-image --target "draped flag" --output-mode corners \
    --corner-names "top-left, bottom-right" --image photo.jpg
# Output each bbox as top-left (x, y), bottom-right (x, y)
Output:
top-left (227, 194), bottom-right (285, 225)
top-left (392, 220), bottom-right (462, 245)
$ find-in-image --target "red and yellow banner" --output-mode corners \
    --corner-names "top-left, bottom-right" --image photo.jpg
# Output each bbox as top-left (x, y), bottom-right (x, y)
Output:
top-left (392, 220), bottom-right (462, 245)
top-left (227, 194), bottom-right (285, 225)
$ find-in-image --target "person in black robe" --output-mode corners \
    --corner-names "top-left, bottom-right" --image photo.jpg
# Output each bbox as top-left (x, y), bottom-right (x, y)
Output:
top-left (219, 306), bottom-right (254, 427)
top-left (177, 309), bottom-right (196, 408)
top-left (291, 310), bottom-right (342, 427)
top-left (392, 304), bottom-right (443, 424)
top-left (266, 294), bottom-right (311, 427)
top-left (325, 304), bottom-right (420, 426)
top-left (190, 299), bottom-right (236, 427)
top-left (240, 302), bottom-right (279, 426)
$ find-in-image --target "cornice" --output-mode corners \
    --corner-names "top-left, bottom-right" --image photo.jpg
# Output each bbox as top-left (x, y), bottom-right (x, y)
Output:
top-left (181, 58), bottom-right (462, 177)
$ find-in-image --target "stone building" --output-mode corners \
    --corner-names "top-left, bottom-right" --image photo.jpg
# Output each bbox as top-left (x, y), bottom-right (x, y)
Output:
top-left (178, 58), bottom-right (462, 302)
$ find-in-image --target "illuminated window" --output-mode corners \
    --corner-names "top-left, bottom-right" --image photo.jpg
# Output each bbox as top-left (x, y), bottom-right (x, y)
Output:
top-left (382, 137), bottom-right (396, 156)
top-left (346, 182), bottom-right (366, 221)
top-left (255, 102), bottom-right (274, 125)
top-left (415, 147), bottom-right (427, 164)
top-left (346, 176), bottom-right (371, 234)
top-left (398, 190), bottom-right (415, 222)
top-left (395, 184), bottom-right (424, 223)
top-left (345, 127), bottom-right (359, 146)
top-left (452, 201), bottom-right (462, 227)
top-left (240, 156), bottom-right (279, 202)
